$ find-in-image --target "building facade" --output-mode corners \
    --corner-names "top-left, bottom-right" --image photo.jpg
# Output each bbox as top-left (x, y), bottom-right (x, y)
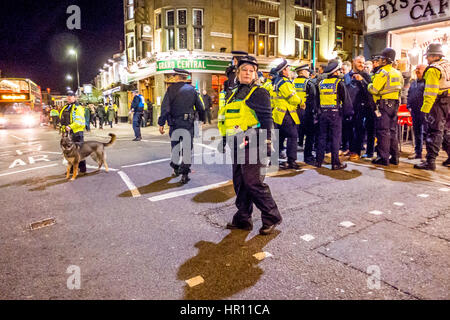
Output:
top-left (93, 0), bottom-right (363, 124)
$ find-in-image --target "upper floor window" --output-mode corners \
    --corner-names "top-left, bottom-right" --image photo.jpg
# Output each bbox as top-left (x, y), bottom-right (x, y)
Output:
top-left (126, 0), bottom-right (134, 20)
top-left (166, 10), bottom-right (175, 50)
top-left (248, 17), bottom-right (278, 57)
top-left (177, 9), bottom-right (187, 49)
top-left (193, 9), bottom-right (203, 50)
top-left (346, 0), bottom-right (357, 18)
top-left (352, 34), bottom-right (364, 58)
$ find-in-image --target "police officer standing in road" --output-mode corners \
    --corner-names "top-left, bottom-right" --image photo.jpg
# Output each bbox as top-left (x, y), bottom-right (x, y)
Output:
top-left (129, 90), bottom-right (145, 141)
top-left (59, 92), bottom-right (86, 174)
top-left (293, 64), bottom-right (319, 165)
top-left (223, 51), bottom-right (248, 95)
top-left (368, 48), bottom-right (404, 166)
top-left (315, 60), bottom-right (353, 170)
top-left (218, 55), bottom-right (282, 235)
top-left (414, 43), bottom-right (450, 170)
top-left (158, 68), bottom-right (205, 184)
top-left (272, 59), bottom-right (302, 169)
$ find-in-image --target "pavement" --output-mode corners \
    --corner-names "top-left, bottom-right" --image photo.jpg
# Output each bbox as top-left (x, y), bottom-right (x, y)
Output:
top-left (0, 122), bottom-right (449, 300)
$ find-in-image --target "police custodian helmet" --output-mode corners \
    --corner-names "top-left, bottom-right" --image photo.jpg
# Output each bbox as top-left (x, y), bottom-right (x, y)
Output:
top-left (424, 43), bottom-right (445, 57)
top-left (380, 48), bottom-right (396, 63)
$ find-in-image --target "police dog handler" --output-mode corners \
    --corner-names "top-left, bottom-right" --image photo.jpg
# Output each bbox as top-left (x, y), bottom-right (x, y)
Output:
top-left (218, 55), bottom-right (282, 236)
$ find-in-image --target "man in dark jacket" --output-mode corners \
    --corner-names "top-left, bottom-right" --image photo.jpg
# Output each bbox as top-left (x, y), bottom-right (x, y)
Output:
top-left (129, 90), bottom-right (145, 140)
top-left (344, 55), bottom-right (373, 160)
top-left (158, 68), bottom-right (205, 184)
top-left (407, 64), bottom-right (427, 160)
top-left (201, 90), bottom-right (213, 124)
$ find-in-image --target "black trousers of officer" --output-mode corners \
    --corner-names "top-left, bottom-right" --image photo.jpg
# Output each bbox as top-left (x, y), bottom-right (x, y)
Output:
top-left (363, 107), bottom-right (376, 156)
top-left (71, 131), bottom-right (86, 173)
top-left (350, 108), bottom-right (365, 155)
top-left (231, 141), bottom-right (282, 229)
top-left (375, 100), bottom-right (399, 162)
top-left (303, 112), bottom-right (316, 162)
top-left (298, 108), bottom-right (306, 147)
top-left (276, 112), bottom-right (298, 163)
top-left (411, 109), bottom-right (426, 157)
top-left (316, 110), bottom-right (342, 166)
top-left (133, 112), bottom-right (142, 138)
top-left (342, 116), bottom-right (353, 151)
top-left (169, 125), bottom-right (194, 175)
top-left (425, 95), bottom-right (450, 162)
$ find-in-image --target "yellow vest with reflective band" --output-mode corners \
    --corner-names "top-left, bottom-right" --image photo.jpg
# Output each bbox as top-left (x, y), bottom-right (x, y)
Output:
top-left (421, 59), bottom-right (450, 113)
top-left (217, 86), bottom-right (260, 137)
top-left (271, 77), bottom-right (301, 125)
top-left (59, 104), bottom-right (85, 133)
top-left (293, 77), bottom-right (309, 105)
top-left (113, 104), bottom-right (118, 112)
top-left (368, 64), bottom-right (403, 102)
top-left (219, 91), bottom-right (226, 109)
top-left (50, 109), bottom-right (59, 116)
top-left (319, 78), bottom-right (341, 109)
top-left (144, 103), bottom-right (148, 111)
top-left (262, 79), bottom-right (272, 91)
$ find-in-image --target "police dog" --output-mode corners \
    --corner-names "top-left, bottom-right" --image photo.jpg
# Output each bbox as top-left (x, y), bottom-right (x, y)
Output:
top-left (60, 132), bottom-right (116, 180)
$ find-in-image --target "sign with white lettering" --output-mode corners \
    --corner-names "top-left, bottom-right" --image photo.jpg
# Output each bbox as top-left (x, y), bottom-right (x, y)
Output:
top-left (365, 0), bottom-right (450, 34)
top-left (156, 59), bottom-right (229, 72)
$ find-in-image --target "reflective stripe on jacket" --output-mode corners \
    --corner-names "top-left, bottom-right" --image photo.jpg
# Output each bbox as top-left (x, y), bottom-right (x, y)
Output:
top-left (319, 78), bottom-right (341, 109)
top-left (368, 64), bottom-right (403, 102)
top-left (271, 77), bottom-right (301, 125)
top-left (59, 104), bottom-right (85, 133)
top-left (218, 86), bottom-right (260, 137)
top-left (421, 59), bottom-right (450, 113)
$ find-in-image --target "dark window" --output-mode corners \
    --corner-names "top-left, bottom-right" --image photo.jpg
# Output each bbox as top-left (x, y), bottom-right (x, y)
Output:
top-left (249, 18), bottom-right (256, 33)
top-left (167, 10), bottom-right (174, 26)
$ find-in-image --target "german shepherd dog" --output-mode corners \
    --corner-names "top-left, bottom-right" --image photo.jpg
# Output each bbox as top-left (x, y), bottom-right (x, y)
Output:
top-left (60, 132), bottom-right (116, 180)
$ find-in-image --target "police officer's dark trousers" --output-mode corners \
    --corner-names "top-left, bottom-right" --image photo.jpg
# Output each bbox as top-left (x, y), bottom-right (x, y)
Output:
top-left (276, 113), bottom-right (298, 163)
top-left (169, 125), bottom-right (194, 175)
top-left (133, 112), bottom-right (143, 138)
top-left (303, 111), bottom-right (316, 162)
top-left (350, 107), bottom-right (365, 155)
top-left (71, 131), bottom-right (86, 173)
top-left (375, 100), bottom-right (399, 162)
top-left (316, 110), bottom-right (342, 166)
top-left (297, 108), bottom-right (306, 147)
top-left (231, 137), bottom-right (282, 229)
top-left (425, 95), bottom-right (450, 162)
top-left (363, 107), bottom-right (376, 156)
top-left (411, 108), bottom-right (426, 157)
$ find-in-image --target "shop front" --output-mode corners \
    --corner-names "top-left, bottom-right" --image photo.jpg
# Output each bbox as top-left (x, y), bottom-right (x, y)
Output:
top-left (363, 0), bottom-right (449, 76)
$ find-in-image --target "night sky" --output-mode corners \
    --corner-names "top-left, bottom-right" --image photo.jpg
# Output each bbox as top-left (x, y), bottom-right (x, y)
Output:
top-left (0, 0), bottom-right (124, 93)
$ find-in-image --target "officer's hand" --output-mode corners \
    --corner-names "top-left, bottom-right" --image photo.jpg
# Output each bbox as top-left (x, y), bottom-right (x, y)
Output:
top-left (159, 126), bottom-right (165, 135)
top-left (353, 74), bottom-right (363, 81)
top-left (65, 126), bottom-right (71, 132)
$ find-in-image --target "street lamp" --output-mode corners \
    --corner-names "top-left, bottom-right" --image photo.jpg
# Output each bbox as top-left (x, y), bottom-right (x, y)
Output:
top-left (68, 48), bottom-right (80, 91)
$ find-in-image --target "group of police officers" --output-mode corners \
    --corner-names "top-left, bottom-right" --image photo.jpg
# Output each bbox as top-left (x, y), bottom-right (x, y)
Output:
top-left (59, 42), bottom-right (449, 236)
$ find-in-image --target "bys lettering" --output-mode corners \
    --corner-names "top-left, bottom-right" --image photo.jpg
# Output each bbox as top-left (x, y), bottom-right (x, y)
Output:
top-left (378, 0), bottom-right (449, 20)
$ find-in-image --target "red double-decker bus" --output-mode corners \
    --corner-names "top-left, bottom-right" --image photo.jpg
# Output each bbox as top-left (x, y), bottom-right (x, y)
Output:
top-left (0, 78), bottom-right (42, 128)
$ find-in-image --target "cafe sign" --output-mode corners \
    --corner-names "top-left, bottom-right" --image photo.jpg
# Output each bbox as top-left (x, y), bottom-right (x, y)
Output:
top-left (156, 59), bottom-right (229, 72)
top-left (365, 0), bottom-right (450, 34)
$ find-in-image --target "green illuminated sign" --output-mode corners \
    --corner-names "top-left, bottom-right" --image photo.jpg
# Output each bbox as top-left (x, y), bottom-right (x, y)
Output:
top-left (157, 59), bottom-right (229, 72)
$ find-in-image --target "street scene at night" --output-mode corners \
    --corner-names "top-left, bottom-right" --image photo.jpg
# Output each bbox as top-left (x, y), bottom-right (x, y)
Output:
top-left (0, 0), bottom-right (449, 308)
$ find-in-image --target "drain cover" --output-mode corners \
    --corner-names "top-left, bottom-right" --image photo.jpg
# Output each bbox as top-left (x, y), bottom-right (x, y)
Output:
top-left (29, 218), bottom-right (56, 230)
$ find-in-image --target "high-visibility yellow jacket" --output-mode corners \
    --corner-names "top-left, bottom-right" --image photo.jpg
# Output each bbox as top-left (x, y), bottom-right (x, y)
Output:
top-left (271, 77), bottom-right (301, 125)
top-left (218, 91), bottom-right (226, 109)
top-left (59, 104), bottom-right (85, 133)
top-left (421, 59), bottom-right (450, 113)
top-left (113, 104), bottom-right (118, 112)
top-left (319, 77), bottom-right (341, 109)
top-left (50, 109), bottom-right (59, 117)
top-left (293, 77), bottom-right (310, 110)
top-left (217, 86), bottom-right (260, 136)
top-left (262, 79), bottom-right (272, 91)
top-left (368, 64), bottom-right (403, 103)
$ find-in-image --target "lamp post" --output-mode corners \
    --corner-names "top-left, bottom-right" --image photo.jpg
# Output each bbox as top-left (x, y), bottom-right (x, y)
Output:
top-left (68, 49), bottom-right (80, 92)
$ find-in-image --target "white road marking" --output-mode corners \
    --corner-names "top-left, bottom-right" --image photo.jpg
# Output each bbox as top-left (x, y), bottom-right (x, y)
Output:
top-left (417, 194), bottom-right (429, 198)
top-left (9, 135), bottom-right (25, 141)
top-left (16, 150), bottom-right (23, 155)
top-left (118, 171), bottom-right (141, 198)
top-left (439, 188), bottom-right (450, 192)
top-left (86, 164), bottom-right (119, 172)
top-left (195, 143), bottom-right (217, 151)
top-left (300, 234), bottom-right (315, 242)
top-left (121, 158), bottom-right (171, 168)
top-left (369, 210), bottom-right (384, 215)
top-left (393, 202), bottom-right (404, 207)
top-left (39, 151), bottom-right (62, 155)
top-left (148, 180), bottom-right (229, 202)
top-left (9, 158), bottom-right (27, 168)
top-left (339, 221), bottom-right (355, 228)
top-left (0, 163), bottom-right (59, 177)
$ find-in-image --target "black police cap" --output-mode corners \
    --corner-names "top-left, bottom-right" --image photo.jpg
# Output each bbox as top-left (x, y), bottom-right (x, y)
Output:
top-left (237, 55), bottom-right (258, 69)
top-left (294, 64), bottom-right (312, 73)
top-left (323, 59), bottom-right (342, 74)
top-left (173, 68), bottom-right (191, 76)
top-left (231, 51), bottom-right (248, 57)
top-left (274, 59), bottom-right (289, 74)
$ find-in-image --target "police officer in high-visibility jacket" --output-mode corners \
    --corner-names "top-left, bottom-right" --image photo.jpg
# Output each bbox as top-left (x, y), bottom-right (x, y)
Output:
top-left (272, 59), bottom-right (302, 169)
top-left (217, 55), bottom-right (282, 236)
top-left (158, 68), bottom-right (205, 184)
top-left (368, 48), bottom-right (404, 166)
top-left (223, 51), bottom-right (248, 95)
top-left (293, 64), bottom-right (319, 165)
top-left (316, 60), bottom-right (353, 170)
top-left (59, 92), bottom-right (86, 173)
top-left (414, 43), bottom-right (450, 170)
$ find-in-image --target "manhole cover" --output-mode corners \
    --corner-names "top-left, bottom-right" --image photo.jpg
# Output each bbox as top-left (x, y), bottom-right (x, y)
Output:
top-left (29, 218), bottom-right (56, 230)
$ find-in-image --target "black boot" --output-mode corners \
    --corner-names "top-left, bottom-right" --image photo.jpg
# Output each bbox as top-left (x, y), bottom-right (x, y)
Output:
top-left (372, 157), bottom-right (389, 166)
top-left (443, 158), bottom-right (450, 167)
top-left (389, 157), bottom-right (399, 165)
top-left (414, 161), bottom-right (436, 171)
top-left (332, 163), bottom-right (347, 170)
top-left (180, 174), bottom-right (190, 184)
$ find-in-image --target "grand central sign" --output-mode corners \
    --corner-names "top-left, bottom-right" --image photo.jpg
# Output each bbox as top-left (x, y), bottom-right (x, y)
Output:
top-left (365, 0), bottom-right (450, 34)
